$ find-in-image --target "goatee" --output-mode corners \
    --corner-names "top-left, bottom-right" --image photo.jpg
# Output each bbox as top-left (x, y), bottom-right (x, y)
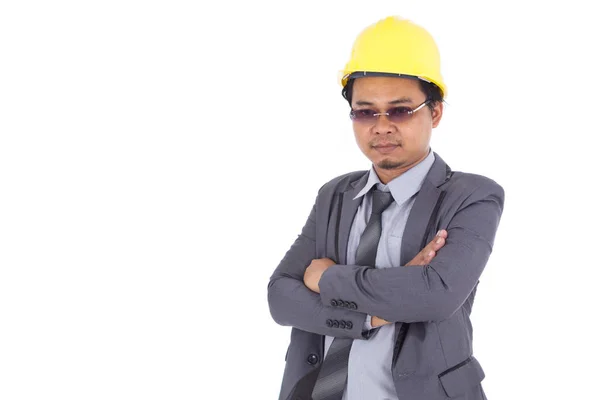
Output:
top-left (378, 159), bottom-right (405, 170)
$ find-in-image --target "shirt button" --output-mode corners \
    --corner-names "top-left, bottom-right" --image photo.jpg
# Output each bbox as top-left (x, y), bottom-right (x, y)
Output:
top-left (307, 354), bottom-right (319, 365)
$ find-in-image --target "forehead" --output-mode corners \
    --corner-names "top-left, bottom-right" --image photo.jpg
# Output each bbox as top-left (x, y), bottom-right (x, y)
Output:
top-left (351, 77), bottom-right (424, 104)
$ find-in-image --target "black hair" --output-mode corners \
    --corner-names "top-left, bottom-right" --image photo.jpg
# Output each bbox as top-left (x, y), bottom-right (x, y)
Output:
top-left (341, 77), bottom-right (444, 111)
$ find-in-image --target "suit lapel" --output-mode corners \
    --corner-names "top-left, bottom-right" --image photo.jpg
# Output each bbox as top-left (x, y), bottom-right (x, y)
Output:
top-left (400, 152), bottom-right (451, 265)
top-left (337, 172), bottom-right (369, 264)
top-left (399, 179), bottom-right (442, 266)
top-left (335, 153), bottom-right (451, 267)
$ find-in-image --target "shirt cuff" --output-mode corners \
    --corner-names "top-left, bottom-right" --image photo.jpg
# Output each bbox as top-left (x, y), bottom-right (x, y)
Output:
top-left (361, 315), bottom-right (379, 339)
top-left (364, 314), bottom-right (373, 330)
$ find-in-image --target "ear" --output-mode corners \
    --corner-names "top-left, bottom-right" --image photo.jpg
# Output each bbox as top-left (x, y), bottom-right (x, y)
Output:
top-left (431, 101), bottom-right (444, 128)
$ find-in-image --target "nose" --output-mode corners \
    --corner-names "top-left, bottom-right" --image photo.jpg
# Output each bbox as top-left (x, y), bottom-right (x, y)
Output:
top-left (373, 113), bottom-right (395, 135)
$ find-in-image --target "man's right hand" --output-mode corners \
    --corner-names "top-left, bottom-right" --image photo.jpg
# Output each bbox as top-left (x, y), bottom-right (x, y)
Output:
top-left (370, 229), bottom-right (448, 327)
top-left (406, 229), bottom-right (447, 266)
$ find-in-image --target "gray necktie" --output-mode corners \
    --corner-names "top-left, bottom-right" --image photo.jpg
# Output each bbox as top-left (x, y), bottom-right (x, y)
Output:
top-left (311, 189), bottom-right (394, 400)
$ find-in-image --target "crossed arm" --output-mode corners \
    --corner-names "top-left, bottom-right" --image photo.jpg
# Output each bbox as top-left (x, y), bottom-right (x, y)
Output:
top-left (267, 202), bottom-right (371, 339)
top-left (267, 184), bottom-right (504, 337)
top-left (303, 230), bottom-right (448, 328)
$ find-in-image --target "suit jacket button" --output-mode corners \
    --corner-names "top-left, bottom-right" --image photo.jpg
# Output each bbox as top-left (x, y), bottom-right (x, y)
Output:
top-left (343, 301), bottom-right (351, 308)
top-left (307, 354), bottom-right (319, 365)
top-left (326, 319), bottom-right (333, 327)
top-left (332, 320), bottom-right (339, 328)
top-left (346, 321), bottom-right (353, 330)
top-left (339, 321), bottom-right (347, 329)
top-left (330, 299), bottom-right (339, 307)
top-left (349, 302), bottom-right (357, 310)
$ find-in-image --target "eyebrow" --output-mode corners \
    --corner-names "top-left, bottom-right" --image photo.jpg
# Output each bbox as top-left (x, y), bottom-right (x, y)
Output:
top-left (354, 97), bottom-right (413, 106)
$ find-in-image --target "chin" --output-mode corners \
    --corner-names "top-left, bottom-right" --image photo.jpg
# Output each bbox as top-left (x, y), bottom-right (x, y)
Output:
top-left (376, 158), bottom-right (405, 170)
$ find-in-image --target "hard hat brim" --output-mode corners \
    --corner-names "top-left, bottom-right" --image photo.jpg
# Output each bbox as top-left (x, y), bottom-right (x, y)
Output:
top-left (339, 70), bottom-right (446, 98)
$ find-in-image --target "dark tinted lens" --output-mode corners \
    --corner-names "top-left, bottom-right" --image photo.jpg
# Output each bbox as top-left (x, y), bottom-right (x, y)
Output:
top-left (387, 107), bottom-right (412, 123)
top-left (350, 109), bottom-right (376, 121)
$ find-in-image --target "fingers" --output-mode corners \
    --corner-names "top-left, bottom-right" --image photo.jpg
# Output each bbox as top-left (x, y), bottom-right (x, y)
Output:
top-left (422, 229), bottom-right (447, 263)
top-left (406, 229), bottom-right (447, 266)
top-left (423, 229), bottom-right (448, 253)
top-left (431, 229), bottom-right (447, 251)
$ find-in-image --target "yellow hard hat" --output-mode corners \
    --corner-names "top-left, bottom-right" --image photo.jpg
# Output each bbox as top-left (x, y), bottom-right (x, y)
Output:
top-left (340, 16), bottom-right (447, 98)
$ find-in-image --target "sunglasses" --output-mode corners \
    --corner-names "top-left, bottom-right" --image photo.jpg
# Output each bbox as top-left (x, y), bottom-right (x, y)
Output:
top-left (349, 100), bottom-right (431, 124)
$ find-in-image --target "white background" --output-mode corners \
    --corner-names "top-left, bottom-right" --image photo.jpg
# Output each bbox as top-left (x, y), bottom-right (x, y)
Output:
top-left (1, 1), bottom-right (599, 399)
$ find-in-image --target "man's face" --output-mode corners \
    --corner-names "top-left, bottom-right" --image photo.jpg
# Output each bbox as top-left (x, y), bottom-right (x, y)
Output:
top-left (351, 77), bottom-right (443, 175)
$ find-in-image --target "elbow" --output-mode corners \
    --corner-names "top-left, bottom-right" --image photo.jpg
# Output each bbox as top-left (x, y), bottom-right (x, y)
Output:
top-left (267, 278), bottom-right (287, 326)
top-left (268, 301), bottom-right (285, 326)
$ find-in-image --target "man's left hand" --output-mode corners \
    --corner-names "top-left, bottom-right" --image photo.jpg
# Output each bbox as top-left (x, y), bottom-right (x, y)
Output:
top-left (304, 258), bottom-right (336, 293)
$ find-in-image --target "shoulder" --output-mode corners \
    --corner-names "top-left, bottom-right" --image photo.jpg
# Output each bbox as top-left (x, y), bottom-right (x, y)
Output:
top-left (447, 171), bottom-right (503, 192)
top-left (445, 170), bottom-right (505, 205)
top-left (317, 170), bottom-right (367, 196)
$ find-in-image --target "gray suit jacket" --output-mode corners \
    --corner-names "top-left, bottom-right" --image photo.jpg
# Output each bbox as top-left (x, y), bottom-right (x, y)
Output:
top-left (268, 152), bottom-right (504, 400)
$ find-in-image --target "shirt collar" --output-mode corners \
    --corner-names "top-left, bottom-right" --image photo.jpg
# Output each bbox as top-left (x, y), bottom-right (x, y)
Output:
top-left (353, 148), bottom-right (436, 205)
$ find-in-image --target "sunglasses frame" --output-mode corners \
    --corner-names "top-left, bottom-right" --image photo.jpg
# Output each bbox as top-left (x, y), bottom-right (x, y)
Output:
top-left (349, 99), bottom-right (431, 124)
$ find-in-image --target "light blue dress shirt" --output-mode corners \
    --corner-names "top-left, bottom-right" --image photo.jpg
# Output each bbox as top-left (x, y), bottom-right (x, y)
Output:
top-left (323, 149), bottom-right (436, 400)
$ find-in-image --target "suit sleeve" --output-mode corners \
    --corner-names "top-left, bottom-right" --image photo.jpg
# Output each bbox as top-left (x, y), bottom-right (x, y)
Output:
top-left (318, 182), bottom-right (505, 323)
top-left (267, 191), bottom-right (370, 339)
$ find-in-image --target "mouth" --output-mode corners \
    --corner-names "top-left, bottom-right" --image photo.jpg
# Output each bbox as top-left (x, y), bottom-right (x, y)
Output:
top-left (372, 144), bottom-right (399, 154)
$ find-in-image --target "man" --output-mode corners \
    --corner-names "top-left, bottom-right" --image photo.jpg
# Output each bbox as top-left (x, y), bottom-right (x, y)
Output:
top-left (268, 16), bottom-right (504, 400)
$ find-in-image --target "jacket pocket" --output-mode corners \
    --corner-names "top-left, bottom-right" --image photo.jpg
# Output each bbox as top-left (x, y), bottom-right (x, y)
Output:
top-left (438, 356), bottom-right (485, 398)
